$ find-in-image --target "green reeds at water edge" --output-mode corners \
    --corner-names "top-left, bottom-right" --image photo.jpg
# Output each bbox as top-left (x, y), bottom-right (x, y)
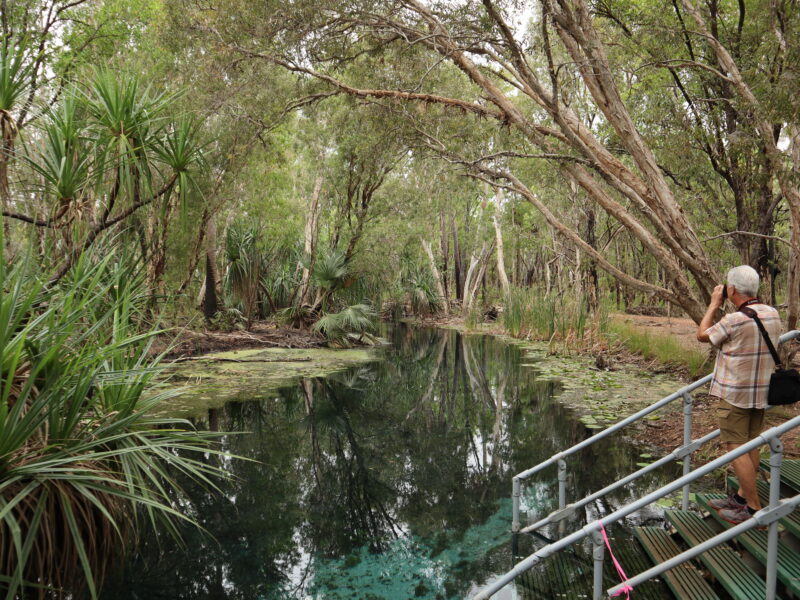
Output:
top-left (605, 320), bottom-right (711, 378)
top-left (0, 250), bottom-right (229, 599)
top-left (501, 287), bottom-right (593, 347)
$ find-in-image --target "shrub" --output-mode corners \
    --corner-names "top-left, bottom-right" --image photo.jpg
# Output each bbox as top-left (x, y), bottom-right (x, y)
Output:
top-left (0, 249), bottom-right (227, 599)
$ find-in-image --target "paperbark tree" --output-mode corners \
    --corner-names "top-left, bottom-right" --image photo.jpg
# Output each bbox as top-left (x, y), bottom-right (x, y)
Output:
top-left (422, 238), bottom-right (448, 312)
top-left (298, 174), bottom-right (323, 306)
top-left (681, 0), bottom-right (800, 326)
top-left (492, 188), bottom-right (511, 297)
top-left (204, 0), bottom-right (725, 322)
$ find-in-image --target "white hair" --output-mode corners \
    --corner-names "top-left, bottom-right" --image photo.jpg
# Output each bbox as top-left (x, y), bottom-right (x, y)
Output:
top-left (727, 265), bottom-right (760, 297)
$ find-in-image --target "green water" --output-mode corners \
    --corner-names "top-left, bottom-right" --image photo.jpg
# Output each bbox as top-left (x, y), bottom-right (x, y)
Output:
top-left (104, 326), bottom-right (678, 599)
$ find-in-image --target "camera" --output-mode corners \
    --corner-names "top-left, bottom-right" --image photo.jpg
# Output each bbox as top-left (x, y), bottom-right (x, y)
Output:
top-left (722, 284), bottom-right (727, 300)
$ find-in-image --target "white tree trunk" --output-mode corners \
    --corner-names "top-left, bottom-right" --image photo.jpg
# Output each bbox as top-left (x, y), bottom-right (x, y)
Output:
top-left (422, 238), bottom-right (448, 312)
top-left (298, 175), bottom-right (323, 306)
top-left (493, 188), bottom-right (510, 296)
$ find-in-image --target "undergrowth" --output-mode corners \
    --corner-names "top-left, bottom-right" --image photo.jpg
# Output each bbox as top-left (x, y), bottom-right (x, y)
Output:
top-left (605, 320), bottom-right (711, 378)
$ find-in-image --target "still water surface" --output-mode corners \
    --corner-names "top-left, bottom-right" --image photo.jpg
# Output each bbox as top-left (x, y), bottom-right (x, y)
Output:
top-left (105, 326), bottom-right (676, 599)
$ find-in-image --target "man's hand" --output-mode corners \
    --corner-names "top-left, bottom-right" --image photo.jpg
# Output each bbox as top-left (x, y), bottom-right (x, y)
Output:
top-left (710, 284), bottom-right (725, 310)
top-left (697, 284), bottom-right (726, 343)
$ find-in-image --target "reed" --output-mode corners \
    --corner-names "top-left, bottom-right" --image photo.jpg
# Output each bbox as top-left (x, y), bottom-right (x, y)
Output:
top-left (501, 287), bottom-right (596, 349)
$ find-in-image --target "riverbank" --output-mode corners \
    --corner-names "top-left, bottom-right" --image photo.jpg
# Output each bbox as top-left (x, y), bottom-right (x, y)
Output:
top-left (404, 313), bottom-right (800, 460)
top-left (153, 321), bottom-right (329, 358)
top-left (152, 315), bottom-right (799, 458)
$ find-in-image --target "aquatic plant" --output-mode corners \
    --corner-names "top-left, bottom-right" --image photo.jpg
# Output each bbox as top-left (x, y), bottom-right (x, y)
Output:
top-left (0, 247), bottom-right (227, 599)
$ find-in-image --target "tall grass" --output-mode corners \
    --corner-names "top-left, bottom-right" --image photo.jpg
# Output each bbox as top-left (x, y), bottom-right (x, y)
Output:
top-left (0, 247), bottom-right (228, 599)
top-left (606, 320), bottom-right (711, 378)
top-left (501, 286), bottom-right (595, 348)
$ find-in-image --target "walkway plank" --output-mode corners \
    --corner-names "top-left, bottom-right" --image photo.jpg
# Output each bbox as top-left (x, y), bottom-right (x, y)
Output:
top-left (725, 475), bottom-right (800, 538)
top-left (761, 458), bottom-right (800, 492)
top-left (634, 527), bottom-right (720, 600)
top-left (698, 493), bottom-right (800, 597)
top-left (666, 510), bottom-right (781, 600)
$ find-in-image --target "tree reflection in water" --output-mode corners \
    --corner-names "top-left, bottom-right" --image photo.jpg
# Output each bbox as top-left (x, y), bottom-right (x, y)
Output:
top-left (103, 326), bottom-right (675, 599)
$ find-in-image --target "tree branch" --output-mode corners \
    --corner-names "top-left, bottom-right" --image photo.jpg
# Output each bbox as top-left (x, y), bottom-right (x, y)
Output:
top-left (702, 230), bottom-right (790, 246)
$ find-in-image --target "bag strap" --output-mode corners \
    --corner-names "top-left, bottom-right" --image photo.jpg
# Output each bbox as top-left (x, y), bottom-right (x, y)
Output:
top-left (739, 306), bottom-right (783, 369)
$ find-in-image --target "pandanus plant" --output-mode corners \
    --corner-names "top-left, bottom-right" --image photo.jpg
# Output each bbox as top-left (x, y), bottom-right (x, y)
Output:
top-left (0, 246), bottom-right (229, 599)
top-left (0, 43), bottom-right (34, 251)
top-left (13, 70), bottom-right (204, 287)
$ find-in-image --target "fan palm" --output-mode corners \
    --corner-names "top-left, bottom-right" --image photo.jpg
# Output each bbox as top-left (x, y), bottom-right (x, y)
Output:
top-left (313, 303), bottom-right (377, 347)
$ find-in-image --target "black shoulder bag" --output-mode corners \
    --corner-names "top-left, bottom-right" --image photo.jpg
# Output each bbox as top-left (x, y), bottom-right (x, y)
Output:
top-left (740, 306), bottom-right (800, 406)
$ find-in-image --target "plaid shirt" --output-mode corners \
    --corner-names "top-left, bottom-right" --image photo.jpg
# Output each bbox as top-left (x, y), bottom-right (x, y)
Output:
top-left (705, 303), bottom-right (782, 409)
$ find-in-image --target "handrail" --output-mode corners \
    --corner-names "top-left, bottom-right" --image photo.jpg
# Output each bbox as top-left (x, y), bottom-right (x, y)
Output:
top-left (474, 414), bottom-right (800, 600)
top-left (520, 428), bottom-right (720, 534)
top-left (608, 493), bottom-right (800, 597)
top-left (481, 328), bottom-right (800, 600)
top-left (511, 329), bottom-right (800, 533)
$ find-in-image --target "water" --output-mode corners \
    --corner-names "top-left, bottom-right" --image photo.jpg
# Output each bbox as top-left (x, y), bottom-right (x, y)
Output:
top-left (104, 326), bottom-right (677, 599)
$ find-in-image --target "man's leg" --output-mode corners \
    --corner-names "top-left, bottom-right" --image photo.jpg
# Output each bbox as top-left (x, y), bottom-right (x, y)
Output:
top-left (735, 448), bottom-right (762, 498)
top-left (730, 443), bottom-right (762, 510)
top-left (717, 400), bottom-right (763, 512)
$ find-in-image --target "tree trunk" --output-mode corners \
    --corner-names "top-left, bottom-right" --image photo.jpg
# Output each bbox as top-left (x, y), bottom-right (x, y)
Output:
top-left (422, 238), bottom-right (448, 312)
top-left (493, 189), bottom-right (510, 296)
top-left (202, 217), bottom-right (220, 320)
top-left (298, 175), bottom-right (323, 306)
top-left (452, 214), bottom-right (464, 302)
top-left (439, 211), bottom-right (449, 303)
top-left (681, 0), bottom-right (800, 326)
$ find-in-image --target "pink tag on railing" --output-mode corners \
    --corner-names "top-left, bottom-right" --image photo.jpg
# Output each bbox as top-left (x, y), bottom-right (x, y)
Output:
top-left (599, 521), bottom-right (633, 599)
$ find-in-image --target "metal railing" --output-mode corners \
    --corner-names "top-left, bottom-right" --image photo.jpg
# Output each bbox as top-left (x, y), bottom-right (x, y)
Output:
top-left (477, 329), bottom-right (800, 600)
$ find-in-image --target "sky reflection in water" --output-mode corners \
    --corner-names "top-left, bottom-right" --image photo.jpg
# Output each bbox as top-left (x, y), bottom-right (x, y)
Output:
top-left (104, 326), bottom-right (676, 599)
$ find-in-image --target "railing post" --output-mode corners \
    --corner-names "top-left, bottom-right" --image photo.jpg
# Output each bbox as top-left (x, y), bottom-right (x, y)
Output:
top-left (592, 530), bottom-right (605, 600)
top-left (766, 437), bottom-right (783, 600)
top-left (512, 477), bottom-right (521, 534)
top-left (558, 459), bottom-right (567, 510)
top-left (682, 392), bottom-right (693, 510)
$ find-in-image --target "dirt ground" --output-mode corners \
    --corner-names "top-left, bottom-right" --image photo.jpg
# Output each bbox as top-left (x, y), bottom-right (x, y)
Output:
top-left (610, 313), bottom-right (710, 354)
top-left (152, 321), bottom-right (328, 359)
top-left (617, 313), bottom-right (800, 459)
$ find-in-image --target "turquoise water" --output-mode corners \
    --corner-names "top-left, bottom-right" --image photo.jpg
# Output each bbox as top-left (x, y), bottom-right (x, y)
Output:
top-left (103, 326), bottom-right (676, 599)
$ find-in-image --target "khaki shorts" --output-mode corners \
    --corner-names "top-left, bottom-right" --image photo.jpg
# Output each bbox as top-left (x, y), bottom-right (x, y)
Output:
top-left (714, 397), bottom-right (765, 445)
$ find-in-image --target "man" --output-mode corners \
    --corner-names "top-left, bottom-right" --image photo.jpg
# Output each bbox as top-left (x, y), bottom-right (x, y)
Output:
top-left (696, 265), bottom-right (782, 524)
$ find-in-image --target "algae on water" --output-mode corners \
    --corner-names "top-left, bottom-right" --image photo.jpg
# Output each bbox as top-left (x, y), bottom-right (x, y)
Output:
top-left (152, 346), bottom-right (383, 417)
top-left (516, 344), bottom-right (685, 428)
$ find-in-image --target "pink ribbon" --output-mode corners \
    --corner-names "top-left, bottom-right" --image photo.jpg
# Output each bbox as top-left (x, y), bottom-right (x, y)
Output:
top-left (599, 521), bottom-right (633, 599)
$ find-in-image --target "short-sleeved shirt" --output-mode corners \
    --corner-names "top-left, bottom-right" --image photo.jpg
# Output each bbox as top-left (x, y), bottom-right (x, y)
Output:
top-left (705, 303), bottom-right (782, 409)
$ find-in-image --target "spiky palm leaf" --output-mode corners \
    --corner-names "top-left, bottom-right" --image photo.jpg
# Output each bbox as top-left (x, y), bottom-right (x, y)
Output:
top-left (312, 247), bottom-right (349, 292)
top-left (0, 249), bottom-right (229, 599)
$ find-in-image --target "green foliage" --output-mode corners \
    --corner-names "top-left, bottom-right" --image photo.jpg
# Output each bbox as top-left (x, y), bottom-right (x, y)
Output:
top-left (312, 247), bottom-right (350, 294)
top-left (606, 320), bottom-right (711, 379)
top-left (0, 247), bottom-right (228, 599)
top-left (313, 304), bottom-right (377, 347)
top-left (398, 261), bottom-right (442, 317)
top-left (501, 286), bottom-right (594, 347)
top-left (0, 43), bottom-right (33, 113)
top-left (225, 222), bottom-right (266, 326)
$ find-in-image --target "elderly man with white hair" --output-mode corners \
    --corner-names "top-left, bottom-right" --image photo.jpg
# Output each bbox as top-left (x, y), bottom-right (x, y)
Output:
top-left (696, 265), bottom-right (782, 524)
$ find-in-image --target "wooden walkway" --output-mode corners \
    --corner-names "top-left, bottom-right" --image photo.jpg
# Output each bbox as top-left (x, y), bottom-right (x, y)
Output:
top-left (514, 460), bottom-right (800, 599)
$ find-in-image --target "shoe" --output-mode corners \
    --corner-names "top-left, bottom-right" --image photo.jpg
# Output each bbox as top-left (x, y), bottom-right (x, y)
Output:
top-left (718, 505), bottom-right (754, 525)
top-left (709, 495), bottom-right (746, 511)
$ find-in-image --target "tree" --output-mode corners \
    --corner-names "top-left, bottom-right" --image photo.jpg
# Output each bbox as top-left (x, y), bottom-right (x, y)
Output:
top-left (189, 0), bottom-right (735, 321)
